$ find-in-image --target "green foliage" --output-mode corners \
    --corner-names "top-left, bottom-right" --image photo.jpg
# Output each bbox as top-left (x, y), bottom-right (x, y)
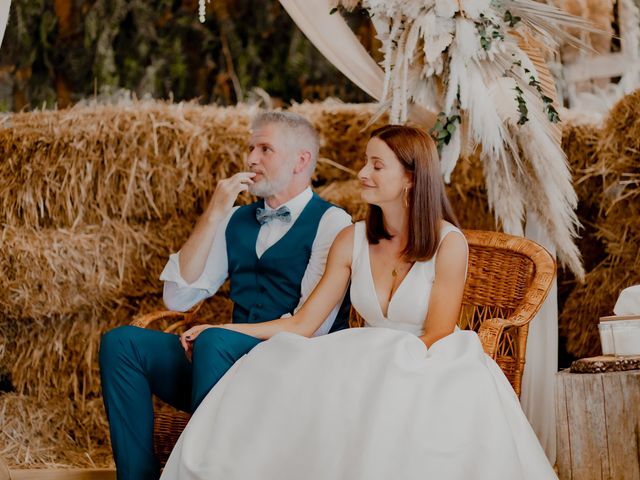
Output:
top-left (0, 0), bottom-right (371, 110)
top-left (431, 112), bottom-right (461, 151)
top-left (503, 10), bottom-right (521, 28)
top-left (477, 13), bottom-right (503, 51)
top-left (514, 85), bottom-right (529, 125)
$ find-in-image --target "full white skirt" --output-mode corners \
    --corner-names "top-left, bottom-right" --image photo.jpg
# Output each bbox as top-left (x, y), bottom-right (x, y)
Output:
top-left (161, 328), bottom-right (557, 480)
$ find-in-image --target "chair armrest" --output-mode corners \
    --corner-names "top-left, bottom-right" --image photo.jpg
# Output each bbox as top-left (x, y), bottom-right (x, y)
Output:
top-left (477, 317), bottom-right (519, 358)
top-left (130, 302), bottom-right (205, 333)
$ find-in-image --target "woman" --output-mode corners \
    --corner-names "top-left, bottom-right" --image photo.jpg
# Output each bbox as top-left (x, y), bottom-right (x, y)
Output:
top-left (160, 125), bottom-right (557, 480)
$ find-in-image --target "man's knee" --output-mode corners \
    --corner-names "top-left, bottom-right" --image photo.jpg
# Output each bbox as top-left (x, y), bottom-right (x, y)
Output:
top-left (99, 325), bottom-right (140, 368)
top-left (192, 327), bottom-right (228, 356)
top-left (192, 327), bottom-right (260, 365)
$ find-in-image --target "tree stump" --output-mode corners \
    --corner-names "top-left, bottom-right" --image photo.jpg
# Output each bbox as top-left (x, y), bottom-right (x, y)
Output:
top-left (556, 368), bottom-right (640, 480)
top-left (570, 356), bottom-right (640, 374)
top-left (0, 455), bottom-right (10, 480)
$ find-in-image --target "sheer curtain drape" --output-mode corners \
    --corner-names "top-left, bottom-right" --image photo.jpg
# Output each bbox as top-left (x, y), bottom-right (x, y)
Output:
top-left (279, 0), bottom-right (557, 462)
top-left (0, 1), bottom-right (10, 49)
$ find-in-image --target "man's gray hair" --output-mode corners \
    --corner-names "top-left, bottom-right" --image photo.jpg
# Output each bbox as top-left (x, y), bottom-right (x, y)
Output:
top-left (251, 111), bottom-right (320, 172)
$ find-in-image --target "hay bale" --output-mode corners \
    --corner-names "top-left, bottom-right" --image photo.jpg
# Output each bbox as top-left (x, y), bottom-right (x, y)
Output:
top-left (562, 119), bottom-right (603, 206)
top-left (0, 296), bottom-right (233, 469)
top-left (560, 263), bottom-right (638, 358)
top-left (0, 393), bottom-right (113, 468)
top-left (0, 294), bottom-right (233, 402)
top-left (0, 102), bottom-right (254, 229)
top-left (446, 151), bottom-right (496, 231)
top-left (2, 305), bottom-right (142, 402)
top-left (318, 179), bottom-right (368, 222)
top-left (0, 101), bottom-right (388, 230)
top-left (599, 89), bottom-right (640, 225)
top-left (556, 119), bottom-right (607, 336)
top-left (0, 218), bottom-right (192, 319)
top-left (561, 90), bottom-right (640, 358)
top-left (291, 100), bottom-right (387, 183)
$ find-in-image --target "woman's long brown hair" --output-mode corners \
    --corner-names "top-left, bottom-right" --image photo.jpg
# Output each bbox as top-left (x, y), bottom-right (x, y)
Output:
top-left (366, 125), bottom-right (460, 261)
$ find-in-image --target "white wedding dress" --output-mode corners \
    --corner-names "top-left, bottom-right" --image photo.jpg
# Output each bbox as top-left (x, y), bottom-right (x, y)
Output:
top-left (161, 222), bottom-right (557, 480)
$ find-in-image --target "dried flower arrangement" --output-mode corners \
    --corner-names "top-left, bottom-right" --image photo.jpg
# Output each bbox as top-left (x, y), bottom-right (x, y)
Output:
top-left (332, 0), bottom-right (599, 278)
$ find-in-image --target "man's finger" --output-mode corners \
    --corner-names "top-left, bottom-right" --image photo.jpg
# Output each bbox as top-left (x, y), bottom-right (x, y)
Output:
top-left (235, 176), bottom-right (255, 188)
top-left (233, 172), bottom-right (256, 183)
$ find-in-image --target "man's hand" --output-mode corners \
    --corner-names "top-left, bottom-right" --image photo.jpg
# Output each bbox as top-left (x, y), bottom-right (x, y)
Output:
top-left (177, 171), bottom-right (256, 284)
top-left (207, 172), bottom-right (256, 217)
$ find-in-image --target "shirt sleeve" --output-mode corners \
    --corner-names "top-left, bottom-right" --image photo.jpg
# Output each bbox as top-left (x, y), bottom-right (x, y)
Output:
top-left (286, 206), bottom-right (352, 336)
top-left (160, 207), bottom-right (239, 312)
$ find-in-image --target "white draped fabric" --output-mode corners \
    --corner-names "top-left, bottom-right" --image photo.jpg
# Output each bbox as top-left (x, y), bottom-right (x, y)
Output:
top-left (279, 0), bottom-right (383, 100)
top-left (278, 0), bottom-right (558, 462)
top-left (522, 212), bottom-right (558, 462)
top-left (162, 222), bottom-right (557, 479)
top-left (0, 1), bottom-right (10, 49)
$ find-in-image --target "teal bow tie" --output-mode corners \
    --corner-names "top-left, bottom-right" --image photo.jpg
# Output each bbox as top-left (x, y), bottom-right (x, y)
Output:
top-left (256, 206), bottom-right (292, 225)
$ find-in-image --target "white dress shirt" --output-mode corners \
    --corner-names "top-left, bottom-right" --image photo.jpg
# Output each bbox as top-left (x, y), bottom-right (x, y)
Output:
top-left (160, 187), bottom-right (352, 336)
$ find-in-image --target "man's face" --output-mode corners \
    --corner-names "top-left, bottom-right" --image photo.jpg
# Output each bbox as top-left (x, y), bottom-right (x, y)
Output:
top-left (246, 123), bottom-right (295, 198)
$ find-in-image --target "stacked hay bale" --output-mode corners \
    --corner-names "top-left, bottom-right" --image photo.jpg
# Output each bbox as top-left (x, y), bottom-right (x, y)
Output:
top-left (0, 102), bottom-right (257, 468)
top-left (560, 90), bottom-right (640, 358)
top-left (0, 94), bottom-right (636, 467)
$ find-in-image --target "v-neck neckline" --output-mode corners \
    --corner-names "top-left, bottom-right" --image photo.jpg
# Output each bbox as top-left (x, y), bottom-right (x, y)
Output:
top-left (365, 243), bottom-right (417, 320)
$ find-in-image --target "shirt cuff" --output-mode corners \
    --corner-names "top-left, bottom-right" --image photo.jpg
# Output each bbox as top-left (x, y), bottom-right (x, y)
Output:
top-left (159, 252), bottom-right (218, 294)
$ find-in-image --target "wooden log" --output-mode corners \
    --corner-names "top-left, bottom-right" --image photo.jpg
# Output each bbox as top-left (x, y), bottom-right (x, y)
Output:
top-left (571, 355), bottom-right (640, 373)
top-left (0, 455), bottom-right (9, 480)
top-left (9, 469), bottom-right (115, 480)
top-left (556, 369), bottom-right (640, 480)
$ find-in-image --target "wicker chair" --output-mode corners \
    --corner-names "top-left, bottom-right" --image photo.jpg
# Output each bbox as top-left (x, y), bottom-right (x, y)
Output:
top-left (130, 229), bottom-right (556, 464)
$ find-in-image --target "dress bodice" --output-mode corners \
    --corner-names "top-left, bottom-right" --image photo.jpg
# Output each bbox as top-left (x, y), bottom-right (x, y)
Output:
top-left (349, 221), bottom-right (465, 336)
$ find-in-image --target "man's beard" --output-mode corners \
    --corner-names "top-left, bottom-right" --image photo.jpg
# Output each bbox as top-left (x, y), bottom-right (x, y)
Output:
top-left (249, 170), bottom-right (293, 198)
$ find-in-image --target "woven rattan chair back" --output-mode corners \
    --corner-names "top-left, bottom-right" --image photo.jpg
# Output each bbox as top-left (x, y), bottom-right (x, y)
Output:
top-left (461, 230), bottom-right (555, 394)
top-left (131, 229), bottom-right (556, 466)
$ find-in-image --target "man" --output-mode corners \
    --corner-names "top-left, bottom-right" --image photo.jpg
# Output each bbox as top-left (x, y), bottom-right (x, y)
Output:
top-left (99, 111), bottom-right (352, 480)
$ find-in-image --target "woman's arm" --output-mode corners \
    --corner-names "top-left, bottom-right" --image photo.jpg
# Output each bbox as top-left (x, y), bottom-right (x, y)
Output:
top-left (419, 232), bottom-right (468, 348)
top-left (181, 225), bottom-right (354, 349)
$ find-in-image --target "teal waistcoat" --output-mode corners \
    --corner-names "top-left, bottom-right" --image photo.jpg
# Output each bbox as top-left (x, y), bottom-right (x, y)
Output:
top-left (226, 193), bottom-right (343, 326)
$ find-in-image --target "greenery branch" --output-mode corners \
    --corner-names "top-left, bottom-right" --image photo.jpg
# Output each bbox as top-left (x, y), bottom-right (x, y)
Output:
top-left (430, 90), bottom-right (462, 151)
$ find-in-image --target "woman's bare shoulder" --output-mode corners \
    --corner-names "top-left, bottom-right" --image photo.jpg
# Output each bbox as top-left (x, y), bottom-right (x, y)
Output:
top-left (326, 223), bottom-right (356, 264)
top-left (435, 229), bottom-right (468, 277)
top-left (333, 223), bottom-right (356, 247)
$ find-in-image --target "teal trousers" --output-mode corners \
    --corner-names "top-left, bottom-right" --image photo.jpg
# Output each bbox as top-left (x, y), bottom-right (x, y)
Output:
top-left (99, 325), bottom-right (261, 480)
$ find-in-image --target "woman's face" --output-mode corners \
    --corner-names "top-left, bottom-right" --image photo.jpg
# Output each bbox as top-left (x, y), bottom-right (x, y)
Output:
top-left (358, 137), bottom-right (411, 207)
